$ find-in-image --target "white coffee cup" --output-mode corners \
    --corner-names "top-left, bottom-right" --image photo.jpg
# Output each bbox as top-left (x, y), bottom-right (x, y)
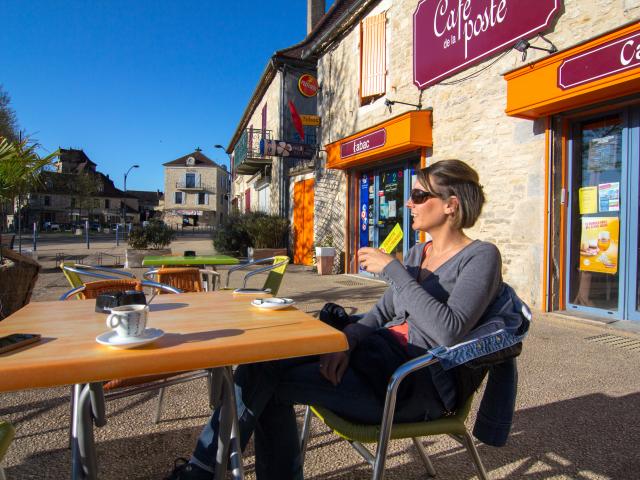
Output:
top-left (106, 304), bottom-right (149, 338)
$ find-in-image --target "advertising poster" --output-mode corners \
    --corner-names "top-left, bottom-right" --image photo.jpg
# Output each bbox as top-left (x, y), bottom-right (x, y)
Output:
top-left (359, 175), bottom-right (369, 248)
top-left (598, 182), bottom-right (620, 212)
top-left (578, 186), bottom-right (598, 214)
top-left (579, 216), bottom-right (619, 274)
top-left (379, 223), bottom-right (403, 254)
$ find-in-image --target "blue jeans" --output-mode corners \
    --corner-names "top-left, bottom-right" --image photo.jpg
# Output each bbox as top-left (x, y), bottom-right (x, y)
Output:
top-left (191, 356), bottom-right (446, 480)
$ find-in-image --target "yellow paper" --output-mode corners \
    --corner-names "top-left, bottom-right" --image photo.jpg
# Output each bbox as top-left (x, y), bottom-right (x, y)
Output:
top-left (579, 216), bottom-right (619, 274)
top-left (379, 223), bottom-right (403, 254)
top-left (578, 186), bottom-right (598, 214)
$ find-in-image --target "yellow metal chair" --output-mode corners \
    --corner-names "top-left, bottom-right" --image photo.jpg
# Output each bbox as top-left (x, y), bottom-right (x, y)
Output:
top-left (0, 420), bottom-right (15, 480)
top-left (224, 256), bottom-right (290, 296)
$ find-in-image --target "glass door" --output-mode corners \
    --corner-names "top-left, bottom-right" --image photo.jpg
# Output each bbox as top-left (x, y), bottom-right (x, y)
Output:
top-left (566, 109), bottom-right (640, 321)
top-left (358, 162), bottom-right (418, 274)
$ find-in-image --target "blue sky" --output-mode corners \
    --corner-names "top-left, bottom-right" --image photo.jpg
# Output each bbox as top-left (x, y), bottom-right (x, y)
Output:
top-left (0, 1), bottom-right (330, 192)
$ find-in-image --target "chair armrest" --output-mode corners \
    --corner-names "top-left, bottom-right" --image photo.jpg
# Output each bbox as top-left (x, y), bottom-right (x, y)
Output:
top-left (140, 280), bottom-right (182, 294)
top-left (142, 269), bottom-right (160, 281)
top-left (62, 265), bottom-right (118, 280)
top-left (74, 264), bottom-right (136, 279)
top-left (225, 257), bottom-right (276, 288)
top-left (241, 259), bottom-right (288, 288)
top-left (59, 285), bottom-right (87, 301)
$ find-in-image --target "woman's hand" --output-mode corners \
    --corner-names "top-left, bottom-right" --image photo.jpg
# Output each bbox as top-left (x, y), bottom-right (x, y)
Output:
top-left (358, 247), bottom-right (394, 274)
top-left (319, 351), bottom-right (349, 386)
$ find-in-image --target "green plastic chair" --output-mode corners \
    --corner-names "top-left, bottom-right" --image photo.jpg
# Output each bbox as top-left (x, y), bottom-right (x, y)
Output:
top-left (224, 256), bottom-right (290, 297)
top-left (0, 420), bottom-right (15, 480)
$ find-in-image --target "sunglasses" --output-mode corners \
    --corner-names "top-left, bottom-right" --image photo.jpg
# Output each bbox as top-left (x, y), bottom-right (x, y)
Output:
top-left (409, 188), bottom-right (439, 204)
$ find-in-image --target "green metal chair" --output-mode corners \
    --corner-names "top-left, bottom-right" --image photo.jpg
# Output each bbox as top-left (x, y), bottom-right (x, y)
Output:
top-left (301, 394), bottom-right (484, 480)
top-left (0, 420), bottom-right (15, 480)
top-left (224, 256), bottom-right (290, 296)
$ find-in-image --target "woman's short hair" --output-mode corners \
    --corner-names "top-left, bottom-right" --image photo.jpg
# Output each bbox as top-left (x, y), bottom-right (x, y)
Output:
top-left (416, 159), bottom-right (485, 229)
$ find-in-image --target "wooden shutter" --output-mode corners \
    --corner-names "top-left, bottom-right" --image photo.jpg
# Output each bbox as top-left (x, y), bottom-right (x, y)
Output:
top-left (360, 12), bottom-right (386, 100)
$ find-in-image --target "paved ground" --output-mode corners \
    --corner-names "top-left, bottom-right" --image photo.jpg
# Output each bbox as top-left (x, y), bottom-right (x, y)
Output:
top-left (2, 234), bottom-right (640, 479)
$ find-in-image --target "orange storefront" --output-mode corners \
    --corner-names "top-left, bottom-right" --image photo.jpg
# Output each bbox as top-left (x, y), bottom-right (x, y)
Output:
top-left (505, 20), bottom-right (640, 321)
top-left (325, 110), bottom-right (432, 274)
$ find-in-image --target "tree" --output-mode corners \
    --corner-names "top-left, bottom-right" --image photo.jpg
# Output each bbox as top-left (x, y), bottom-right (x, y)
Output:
top-left (0, 137), bottom-right (59, 248)
top-left (73, 171), bottom-right (101, 223)
top-left (0, 85), bottom-right (19, 143)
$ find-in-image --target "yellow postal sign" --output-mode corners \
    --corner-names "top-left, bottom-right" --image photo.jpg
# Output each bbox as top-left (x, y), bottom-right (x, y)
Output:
top-left (379, 223), bottom-right (403, 254)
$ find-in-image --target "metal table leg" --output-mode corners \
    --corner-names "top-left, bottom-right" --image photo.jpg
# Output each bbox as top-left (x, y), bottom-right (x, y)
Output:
top-left (71, 383), bottom-right (105, 480)
top-left (213, 367), bottom-right (244, 480)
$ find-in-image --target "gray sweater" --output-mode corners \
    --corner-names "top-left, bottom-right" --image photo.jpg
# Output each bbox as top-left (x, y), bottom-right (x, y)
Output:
top-left (345, 240), bottom-right (503, 351)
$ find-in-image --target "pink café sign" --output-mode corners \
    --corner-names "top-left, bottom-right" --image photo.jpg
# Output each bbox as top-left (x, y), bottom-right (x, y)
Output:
top-left (558, 29), bottom-right (640, 90)
top-left (413, 0), bottom-right (562, 89)
top-left (340, 129), bottom-right (387, 159)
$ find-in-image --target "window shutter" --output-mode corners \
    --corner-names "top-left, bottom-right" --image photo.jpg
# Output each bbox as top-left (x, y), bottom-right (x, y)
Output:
top-left (360, 12), bottom-right (386, 100)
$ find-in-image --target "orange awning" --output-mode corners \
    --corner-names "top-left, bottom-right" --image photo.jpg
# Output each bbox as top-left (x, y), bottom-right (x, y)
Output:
top-left (325, 110), bottom-right (432, 169)
top-left (505, 21), bottom-right (640, 119)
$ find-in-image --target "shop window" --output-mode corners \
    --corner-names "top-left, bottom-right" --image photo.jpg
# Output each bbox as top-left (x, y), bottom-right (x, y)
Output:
top-left (360, 11), bottom-right (386, 102)
top-left (175, 192), bottom-right (183, 204)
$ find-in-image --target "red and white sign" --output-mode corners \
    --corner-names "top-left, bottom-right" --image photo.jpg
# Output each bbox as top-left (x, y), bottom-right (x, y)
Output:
top-left (413, 0), bottom-right (562, 89)
top-left (340, 129), bottom-right (387, 159)
top-left (298, 74), bottom-right (319, 97)
top-left (558, 29), bottom-right (640, 90)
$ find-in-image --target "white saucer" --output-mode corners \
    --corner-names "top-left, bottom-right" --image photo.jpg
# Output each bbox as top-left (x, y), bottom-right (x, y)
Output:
top-left (96, 328), bottom-right (165, 349)
top-left (251, 298), bottom-right (295, 310)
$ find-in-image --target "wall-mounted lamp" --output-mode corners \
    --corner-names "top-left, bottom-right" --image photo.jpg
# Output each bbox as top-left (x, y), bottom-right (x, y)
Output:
top-left (513, 35), bottom-right (558, 62)
top-left (385, 98), bottom-right (422, 113)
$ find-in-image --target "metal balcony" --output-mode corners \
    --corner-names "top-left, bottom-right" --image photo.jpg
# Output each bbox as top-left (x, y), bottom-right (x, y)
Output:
top-left (175, 181), bottom-right (214, 192)
top-left (232, 128), bottom-right (273, 175)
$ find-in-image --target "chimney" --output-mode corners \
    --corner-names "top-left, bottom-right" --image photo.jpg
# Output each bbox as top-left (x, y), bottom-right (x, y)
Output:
top-left (307, 0), bottom-right (325, 34)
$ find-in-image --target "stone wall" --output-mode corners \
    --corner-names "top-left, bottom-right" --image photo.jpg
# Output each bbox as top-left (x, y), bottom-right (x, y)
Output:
top-left (316, 0), bottom-right (639, 307)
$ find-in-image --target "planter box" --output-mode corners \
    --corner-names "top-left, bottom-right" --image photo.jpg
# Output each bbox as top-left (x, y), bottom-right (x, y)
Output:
top-left (248, 247), bottom-right (287, 261)
top-left (315, 247), bottom-right (336, 275)
top-left (0, 247), bottom-right (41, 320)
top-left (125, 248), bottom-right (171, 268)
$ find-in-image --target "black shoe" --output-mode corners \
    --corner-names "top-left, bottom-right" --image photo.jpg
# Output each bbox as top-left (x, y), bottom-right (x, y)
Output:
top-left (164, 457), bottom-right (213, 480)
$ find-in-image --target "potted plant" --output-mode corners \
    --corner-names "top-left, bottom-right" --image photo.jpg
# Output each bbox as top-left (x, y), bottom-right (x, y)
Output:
top-left (0, 137), bottom-right (57, 319)
top-left (315, 233), bottom-right (337, 275)
top-left (125, 219), bottom-right (175, 268)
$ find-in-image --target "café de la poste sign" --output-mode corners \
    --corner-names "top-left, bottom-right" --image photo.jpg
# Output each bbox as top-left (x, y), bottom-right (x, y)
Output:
top-left (413, 0), bottom-right (562, 89)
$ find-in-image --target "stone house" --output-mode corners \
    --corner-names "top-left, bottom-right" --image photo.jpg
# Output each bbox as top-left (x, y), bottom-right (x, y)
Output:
top-left (26, 148), bottom-right (139, 228)
top-left (162, 149), bottom-right (229, 228)
top-left (298, 0), bottom-right (640, 324)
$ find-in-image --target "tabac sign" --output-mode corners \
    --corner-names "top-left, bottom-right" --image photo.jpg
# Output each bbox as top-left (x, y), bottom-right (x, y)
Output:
top-left (558, 30), bottom-right (640, 90)
top-left (413, 0), bottom-right (562, 89)
top-left (340, 129), bottom-right (387, 159)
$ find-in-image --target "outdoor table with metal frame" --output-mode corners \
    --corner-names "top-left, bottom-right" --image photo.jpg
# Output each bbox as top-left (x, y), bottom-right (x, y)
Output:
top-left (141, 254), bottom-right (240, 269)
top-left (0, 290), bottom-right (347, 480)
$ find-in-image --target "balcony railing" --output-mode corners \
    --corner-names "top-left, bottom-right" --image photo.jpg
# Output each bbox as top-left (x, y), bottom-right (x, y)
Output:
top-left (232, 128), bottom-right (273, 175)
top-left (175, 181), bottom-right (215, 191)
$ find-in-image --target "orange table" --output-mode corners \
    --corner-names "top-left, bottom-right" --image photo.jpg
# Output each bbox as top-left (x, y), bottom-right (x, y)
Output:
top-left (0, 291), bottom-right (347, 479)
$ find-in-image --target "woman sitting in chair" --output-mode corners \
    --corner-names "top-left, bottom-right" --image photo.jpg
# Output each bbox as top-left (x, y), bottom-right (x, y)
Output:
top-left (166, 159), bottom-right (503, 480)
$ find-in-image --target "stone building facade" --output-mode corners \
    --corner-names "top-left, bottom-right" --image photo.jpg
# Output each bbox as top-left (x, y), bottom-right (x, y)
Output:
top-left (305, 0), bottom-right (640, 323)
top-left (162, 150), bottom-right (229, 228)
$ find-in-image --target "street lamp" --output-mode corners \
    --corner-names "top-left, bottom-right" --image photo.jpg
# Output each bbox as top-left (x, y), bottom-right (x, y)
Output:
top-left (122, 164), bottom-right (139, 232)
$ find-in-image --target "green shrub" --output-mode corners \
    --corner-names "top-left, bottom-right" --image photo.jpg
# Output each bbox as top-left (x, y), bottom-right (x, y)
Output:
top-left (212, 212), bottom-right (289, 253)
top-left (212, 214), bottom-right (252, 255)
top-left (128, 220), bottom-right (175, 249)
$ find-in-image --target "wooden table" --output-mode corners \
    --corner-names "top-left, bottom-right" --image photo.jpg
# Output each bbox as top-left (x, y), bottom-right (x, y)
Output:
top-left (142, 254), bottom-right (240, 267)
top-left (0, 291), bottom-right (347, 479)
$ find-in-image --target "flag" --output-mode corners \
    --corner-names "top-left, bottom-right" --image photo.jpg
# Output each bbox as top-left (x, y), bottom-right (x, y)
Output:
top-left (288, 100), bottom-right (305, 141)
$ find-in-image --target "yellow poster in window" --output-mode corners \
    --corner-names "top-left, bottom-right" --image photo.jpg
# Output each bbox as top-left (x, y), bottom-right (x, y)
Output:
top-left (379, 223), bottom-right (403, 254)
top-left (578, 186), bottom-right (598, 214)
top-left (579, 217), bottom-right (619, 274)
